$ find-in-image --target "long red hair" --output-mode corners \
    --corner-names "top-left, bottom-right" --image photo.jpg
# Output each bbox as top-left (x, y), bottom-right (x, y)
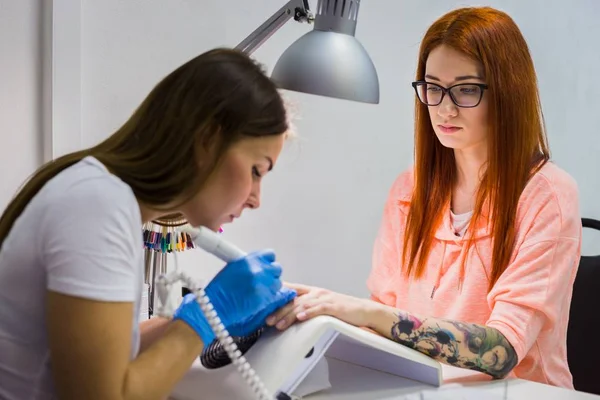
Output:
top-left (402, 7), bottom-right (550, 291)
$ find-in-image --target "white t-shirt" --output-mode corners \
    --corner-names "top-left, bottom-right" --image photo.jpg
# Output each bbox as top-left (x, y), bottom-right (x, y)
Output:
top-left (0, 156), bottom-right (144, 400)
top-left (450, 209), bottom-right (473, 237)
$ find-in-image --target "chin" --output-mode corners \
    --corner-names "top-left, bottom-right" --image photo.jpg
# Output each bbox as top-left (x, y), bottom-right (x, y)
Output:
top-left (435, 135), bottom-right (461, 149)
top-left (200, 222), bottom-right (222, 232)
top-left (181, 215), bottom-right (210, 230)
top-left (208, 219), bottom-right (231, 232)
top-left (436, 131), bottom-right (476, 149)
top-left (182, 210), bottom-right (231, 231)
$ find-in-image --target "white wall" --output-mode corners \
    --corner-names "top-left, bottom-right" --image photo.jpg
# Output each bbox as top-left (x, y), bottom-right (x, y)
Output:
top-left (53, 0), bottom-right (600, 296)
top-left (0, 0), bottom-right (43, 210)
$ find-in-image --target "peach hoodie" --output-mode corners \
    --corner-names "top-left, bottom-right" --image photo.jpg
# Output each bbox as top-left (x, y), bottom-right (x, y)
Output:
top-left (367, 162), bottom-right (581, 389)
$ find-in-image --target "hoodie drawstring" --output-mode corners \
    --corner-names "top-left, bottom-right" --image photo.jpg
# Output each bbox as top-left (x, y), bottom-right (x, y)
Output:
top-left (431, 242), bottom-right (446, 298)
top-left (431, 239), bottom-right (471, 299)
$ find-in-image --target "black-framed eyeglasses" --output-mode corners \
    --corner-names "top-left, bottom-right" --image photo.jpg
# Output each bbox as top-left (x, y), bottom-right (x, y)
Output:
top-left (411, 81), bottom-right (488, 108)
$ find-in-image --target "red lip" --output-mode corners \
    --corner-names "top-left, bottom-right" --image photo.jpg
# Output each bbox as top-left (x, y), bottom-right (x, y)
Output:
top-left (438, 124), bottom-right (461, 134)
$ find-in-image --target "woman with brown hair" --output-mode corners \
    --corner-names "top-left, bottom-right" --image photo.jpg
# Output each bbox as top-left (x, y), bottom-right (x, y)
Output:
top-left (269, 7), bottom-right (581, 389)
top-left (0, 48), bottom-right (296, 399)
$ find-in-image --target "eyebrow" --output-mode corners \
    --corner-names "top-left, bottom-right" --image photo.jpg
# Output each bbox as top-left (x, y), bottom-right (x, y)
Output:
top-left (424, 74), bottom-right (483, 82)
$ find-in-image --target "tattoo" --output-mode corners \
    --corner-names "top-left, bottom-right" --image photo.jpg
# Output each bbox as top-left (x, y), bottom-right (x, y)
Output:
top-left (391, 311), bottom-right (518, 379)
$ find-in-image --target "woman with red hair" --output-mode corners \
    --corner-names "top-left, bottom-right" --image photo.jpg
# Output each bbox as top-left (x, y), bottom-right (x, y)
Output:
top-left (269, 6), bottom-right (581, 388)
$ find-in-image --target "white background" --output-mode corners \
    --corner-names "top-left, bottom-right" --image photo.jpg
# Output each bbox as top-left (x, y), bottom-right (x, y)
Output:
top-left (2, 0), bottom-right (599, 297)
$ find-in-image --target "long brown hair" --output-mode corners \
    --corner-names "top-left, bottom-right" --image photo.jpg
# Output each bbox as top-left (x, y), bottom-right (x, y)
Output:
top-left (0, 48), bottom-right (288, 249)
top-left (402, 7), bottom-right (550, 291)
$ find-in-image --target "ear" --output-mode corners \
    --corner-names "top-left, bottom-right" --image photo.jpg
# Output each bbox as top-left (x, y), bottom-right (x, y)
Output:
top-left (195, 122), bottom-right (223, 154)
top-left (194, 125), bottom-right (227, 174)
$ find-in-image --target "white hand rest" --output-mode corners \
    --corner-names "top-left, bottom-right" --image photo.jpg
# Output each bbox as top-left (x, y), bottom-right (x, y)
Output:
top-left (170, 315), bottom-right (443, 400)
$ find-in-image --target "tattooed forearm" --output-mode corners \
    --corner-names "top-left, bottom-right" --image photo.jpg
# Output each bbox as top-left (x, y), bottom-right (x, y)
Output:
top-left (390, 311), bottom-right (518, 379)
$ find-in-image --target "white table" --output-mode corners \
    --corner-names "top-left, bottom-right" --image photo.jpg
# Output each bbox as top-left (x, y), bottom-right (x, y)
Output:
top-left (170, 356), bottom-right (599, 400)
top-left (304, 358), bottom-right (599, 400)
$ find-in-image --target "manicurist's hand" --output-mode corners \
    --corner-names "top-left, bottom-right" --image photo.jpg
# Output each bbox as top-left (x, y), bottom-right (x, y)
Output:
top-left (174, 249), bottom-right (297, 343)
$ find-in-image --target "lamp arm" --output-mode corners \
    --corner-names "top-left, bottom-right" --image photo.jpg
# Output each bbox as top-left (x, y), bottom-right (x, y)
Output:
top-left (235, 0), bottom-right (314, 55)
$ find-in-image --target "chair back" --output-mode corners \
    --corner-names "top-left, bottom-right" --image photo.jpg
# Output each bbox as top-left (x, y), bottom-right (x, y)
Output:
top-left (567, 218), bottom-right (600, 394)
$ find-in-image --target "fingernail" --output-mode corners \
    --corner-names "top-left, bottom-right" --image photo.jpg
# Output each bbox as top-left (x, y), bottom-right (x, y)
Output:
top-left (297, 312), bottom-right (307, 320)
top-left (276, 320), bottom-right (286, 329)
top-left (266, 316), bottom-right (275, 325)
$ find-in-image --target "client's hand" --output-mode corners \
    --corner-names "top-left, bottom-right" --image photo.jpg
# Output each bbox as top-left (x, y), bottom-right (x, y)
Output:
top-left (266, 283), bottom-right (373, 331)
top-left (173, 250), bottom-right (297, 345)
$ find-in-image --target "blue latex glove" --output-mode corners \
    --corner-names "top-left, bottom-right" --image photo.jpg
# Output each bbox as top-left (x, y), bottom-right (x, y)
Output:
top-left (224, 285), bottom-right (298, 337)
top-left (173, 249), bottom-right (297, 345)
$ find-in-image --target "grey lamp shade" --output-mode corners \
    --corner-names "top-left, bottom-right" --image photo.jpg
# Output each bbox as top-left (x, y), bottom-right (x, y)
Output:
top-left (271, 30), bottom-right (379, 104)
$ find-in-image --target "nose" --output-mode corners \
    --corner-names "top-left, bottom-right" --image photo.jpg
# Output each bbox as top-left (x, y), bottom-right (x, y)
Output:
top-left (245, 182), bottom-right (261, 210)
top-left (437, 93), bottom-right (458, 119)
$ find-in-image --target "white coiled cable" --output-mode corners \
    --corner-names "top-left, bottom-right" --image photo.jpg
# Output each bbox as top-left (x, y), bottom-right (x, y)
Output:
top-left (155, 252), bottom-right (275, 400)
